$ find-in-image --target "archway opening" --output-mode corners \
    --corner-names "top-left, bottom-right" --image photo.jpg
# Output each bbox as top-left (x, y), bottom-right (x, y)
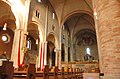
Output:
top-left (47, 34), bottom-right (56, 68)
top-left (24, 23), bottom-right (39, 66)
top-left (61, 43), bottom-right (65, 62)
top-left (61, 13), bottom-right (99, 71)
top-left (0, 1), bottom-right (16, 60)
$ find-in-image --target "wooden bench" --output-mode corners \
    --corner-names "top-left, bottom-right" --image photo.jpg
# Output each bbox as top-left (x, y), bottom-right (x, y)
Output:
top-left (0, 60), bottom-right (14, 79)
top-left (0, 61), bottom-right (83, 79)
top-left (14, 64), bottom-right (36, 79)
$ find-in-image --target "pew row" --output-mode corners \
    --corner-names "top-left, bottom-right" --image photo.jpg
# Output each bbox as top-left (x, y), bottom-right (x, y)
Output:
top-left (0, 61), bottom-right (83, 79)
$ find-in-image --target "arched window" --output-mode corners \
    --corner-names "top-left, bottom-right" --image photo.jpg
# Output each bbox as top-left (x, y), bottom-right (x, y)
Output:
top-left (86, 48), bottom-right (90, 55)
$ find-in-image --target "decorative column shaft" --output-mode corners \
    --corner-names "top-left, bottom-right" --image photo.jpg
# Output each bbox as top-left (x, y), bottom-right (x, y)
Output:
top-left (58, 49), bottom-right (61, 69)
top-left (70, 43), bottom-right (74, 62)
top-left (92, 0), bottom-right (103, 73)
top-left (43, 3), bottom-right (48, 67)
top-left (55, 49), bottom-right (57, 66)
top-left (24, 0), bottom-right (31, 31)
top-left (64, 46), bottom-right (68, 62)
top-left (37, 35), bottom-right (42, 68)
top-left (44, 41), bottom-right (48, 66)
top-left (95, 0), bottom-right (120, 79)
top-left (11, 29), bottom-right (23, 68)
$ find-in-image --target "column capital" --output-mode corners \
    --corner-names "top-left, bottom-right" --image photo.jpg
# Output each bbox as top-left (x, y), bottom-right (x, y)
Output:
top-left (42, 41), bottom-right (48, 44)
top-left (15, 29), bottom-right (23, 31)
top-left (25, 0), bottom-right (31, 2)
top-left (23, 31), bottom-right (28, 35)
top-left (55, 48), bottom-right (61, 51)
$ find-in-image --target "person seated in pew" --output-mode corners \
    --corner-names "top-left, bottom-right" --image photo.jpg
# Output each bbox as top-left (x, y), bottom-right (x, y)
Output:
top-left (0, 51), bottom-right (8, 59)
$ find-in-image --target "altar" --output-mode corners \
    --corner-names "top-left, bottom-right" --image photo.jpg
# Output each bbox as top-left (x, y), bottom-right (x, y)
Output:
top-left (62, 60), bottom-right (99, 73)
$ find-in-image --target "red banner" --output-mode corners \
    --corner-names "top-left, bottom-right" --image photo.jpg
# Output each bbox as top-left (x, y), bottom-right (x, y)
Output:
top-left (40, 43), bottom-right (44, 71)
top-left (18, 31), bottom-right (21, 67)
top-left (39, 43), bottom-right (42, 70)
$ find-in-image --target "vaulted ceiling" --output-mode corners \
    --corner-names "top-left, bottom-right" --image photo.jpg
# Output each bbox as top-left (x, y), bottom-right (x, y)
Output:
top-left (0, 1), bottom-right (16, 32)
top-left (49, 0), bottom-right (96, 44)
top-left (0, 0), bottom-right (96, 43)
top-left (49, 0), bottom-right (93, 25)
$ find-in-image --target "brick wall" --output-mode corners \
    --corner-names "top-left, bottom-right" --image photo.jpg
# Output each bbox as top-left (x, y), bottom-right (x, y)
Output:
top-left (95, 0), bottom-right (120, 79)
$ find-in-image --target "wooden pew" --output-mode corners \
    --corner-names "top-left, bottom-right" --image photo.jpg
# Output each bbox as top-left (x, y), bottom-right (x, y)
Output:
top-left (0, 61), bottom-right (83, 79)
top-left (14, 64), bottom-right (36, 79)
top-left (0, 60), bottom-right (14, 79)
top-left (54, 66), bottom-right (58, 79)
top-left (75, 68), bottom-right (77, 79)
top-left (67, 67), bottom-right (70, 79)
top-left (43, 65), bottom-right (49, 79)
top-left (69, 67), bottom-right (75, 79)
top-left (26, 64), bottom-right (36, 79)
top-left (76, 68), bottom-right (79, 79)
top-left (78, 68), bottom-right (83, 79)
top-left (61, 67), bottom-right (65, 79)
top-left (14, 70), bottom-right (27, 79)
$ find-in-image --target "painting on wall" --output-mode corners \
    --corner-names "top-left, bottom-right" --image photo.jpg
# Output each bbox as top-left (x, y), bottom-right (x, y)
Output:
top-left (77, 32), bottom-right (96, 46)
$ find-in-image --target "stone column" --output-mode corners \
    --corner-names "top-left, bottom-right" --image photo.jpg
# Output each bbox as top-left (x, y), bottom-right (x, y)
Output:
top-left (95, 0), bottom-right (120, 79)
top-left (92, 0), bottom-right (104, 74)
top-left (36, 34), bottom-right (42, 68)
top-left (40, 42), bottom-right (45, 70)
top-left (11, 29), bottom-right (24, 68)
top-left (24, 0), bottom-right (31, 30)
top-left (55, 49), bottom-right (58, 66)
top-left (43, 3), bottom-right (48, 66)
top-left (58, 49), bottom-right (62, 69)
top-left (49, 51), bottom-right (52, 68)
top-left (70, 43), bottom-right (74, 62)
top-left (44, 41), bottom-right (48, 66)
top-left (73, 43), bottom-right (76, 61)
top-left (64, 46), bottom-right (68, 62)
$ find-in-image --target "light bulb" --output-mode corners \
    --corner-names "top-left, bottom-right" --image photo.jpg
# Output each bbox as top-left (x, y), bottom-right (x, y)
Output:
top-left (36, 39), bottom-right (38, 44)
top-left (53, 13), bottom-right (55, 19)
top-left (3, 23), bottom-right (7, 30)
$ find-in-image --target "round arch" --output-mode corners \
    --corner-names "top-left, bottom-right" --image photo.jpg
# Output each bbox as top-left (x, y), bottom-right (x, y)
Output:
top-left (60, 10), bottom-right (96, 62)
top-left (29, 21), bottom-right (44, 42)
top-left (0, 1), bottom-right (16, 59)
top-left (46, 33), bottom-right (59, 68)
top-left (1, 0), bottom-right (23, 29)
top-left (47, 32), bottom-right (59, 49)
top-left (61, 10), bottom-right (94, 27)
top-left (24, 22), bottom-right (44, 66)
